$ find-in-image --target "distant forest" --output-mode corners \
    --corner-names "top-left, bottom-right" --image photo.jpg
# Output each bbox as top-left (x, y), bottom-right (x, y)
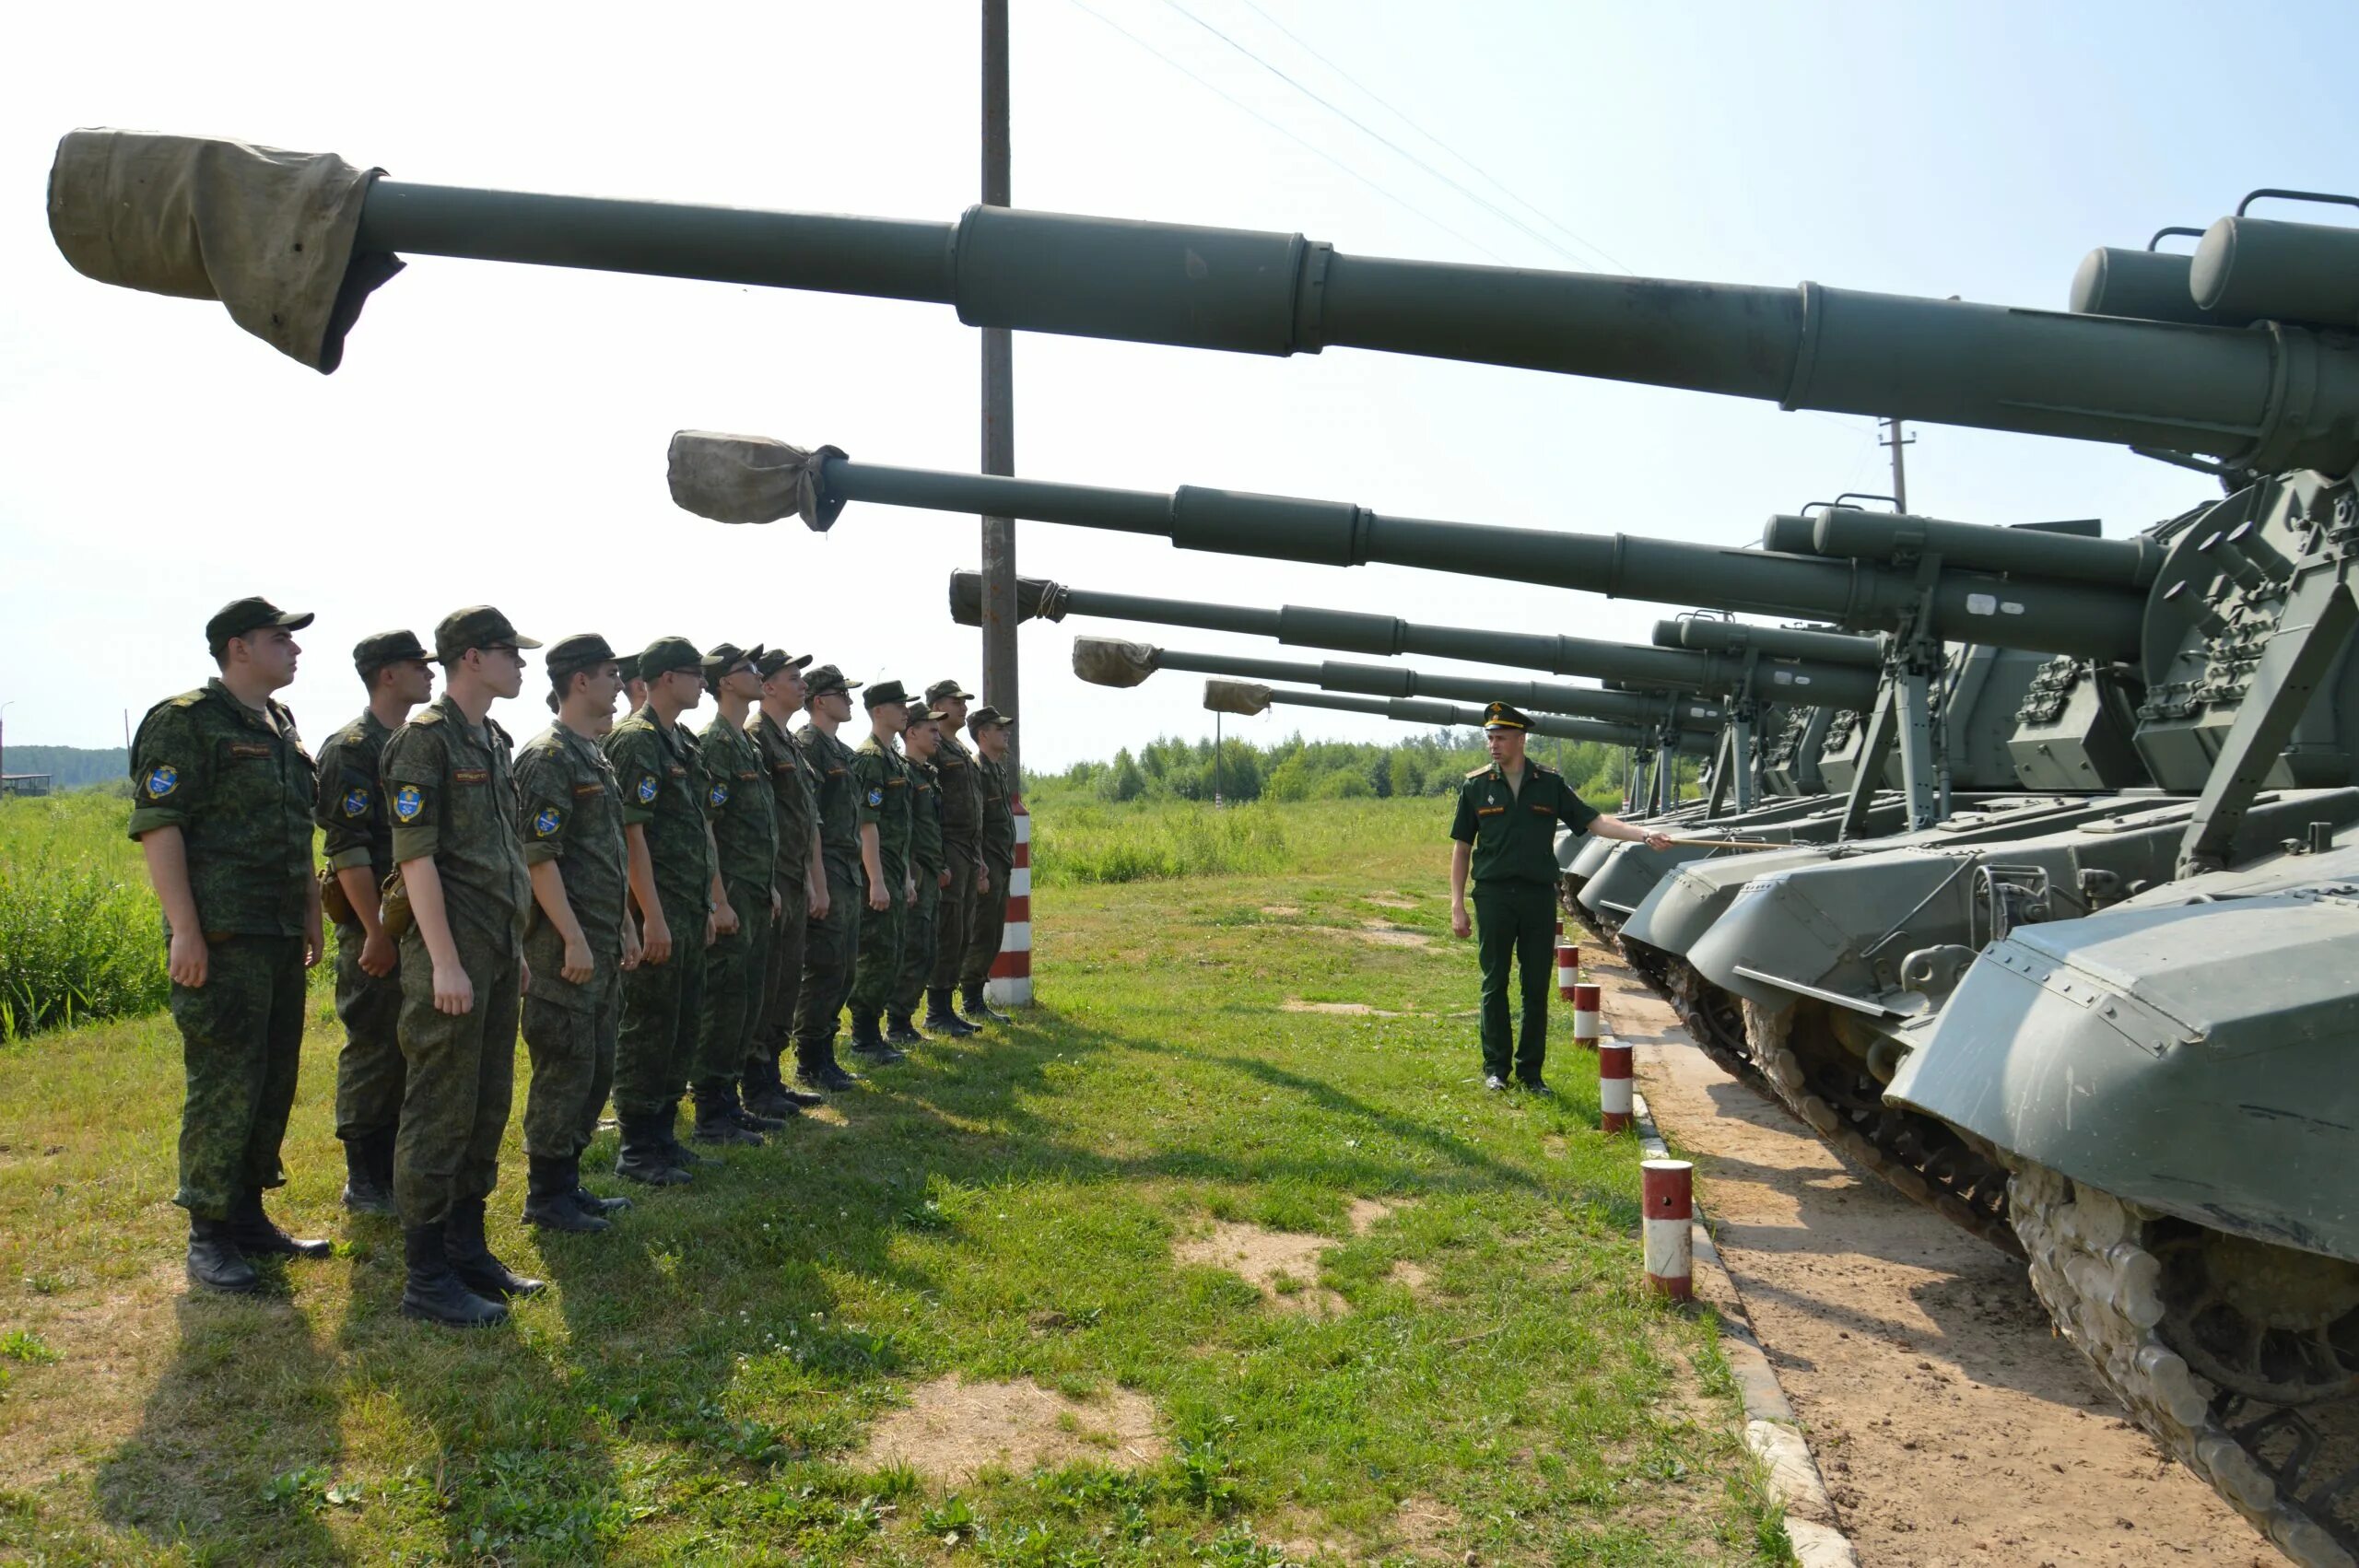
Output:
top-left (4, 745), bottom-right (129, 791)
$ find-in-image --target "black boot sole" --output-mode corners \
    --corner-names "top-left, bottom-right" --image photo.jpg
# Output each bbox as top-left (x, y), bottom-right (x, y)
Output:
top-left (400, 1293), bottom-right (509, 1328)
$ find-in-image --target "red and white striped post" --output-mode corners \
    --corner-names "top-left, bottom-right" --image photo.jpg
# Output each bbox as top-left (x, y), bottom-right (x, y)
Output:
top-left (1570, 981), bottom-right (1602, 1048)
top-left (1599, 1040), bottom-right (1634, 1133)
top-left (1555, 940), bottom-right (1580, 1001)
top-left (1642, 1159), bottom-right (1694, 1301)
top-left (986, 795), bottom-right (1032, 1008)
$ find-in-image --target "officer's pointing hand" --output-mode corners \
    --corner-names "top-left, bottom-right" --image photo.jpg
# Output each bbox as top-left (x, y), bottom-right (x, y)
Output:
top-left (1641, 830), bottom-right (1674, 851)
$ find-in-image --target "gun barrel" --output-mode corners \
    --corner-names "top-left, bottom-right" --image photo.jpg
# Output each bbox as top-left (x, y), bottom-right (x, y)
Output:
top-left (842, 460), bottom-right (2147, 660)
top-left (1207, 680), bottom-right (1692, 753)
top-left (1651, 617), bottom-right (1884, 667)
top-left (1766, 509), bottom-right (2161, 588)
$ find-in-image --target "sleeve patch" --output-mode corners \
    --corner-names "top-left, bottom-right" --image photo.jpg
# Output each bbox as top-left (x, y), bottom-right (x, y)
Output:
top-left (340, 786), bottom-right (371, 818)
top-left (709, 781), bottom-right (731, 808)
top-left (866, 787), bottom-right (885, 808)
top-left (144, 765), bottom-right (181, 799)
top-left (532, 805), bottom-right (565, 838)
top-left (393, 784), bottom-right (426, 823)
top-left (636, 775), bottom-right (660, 804)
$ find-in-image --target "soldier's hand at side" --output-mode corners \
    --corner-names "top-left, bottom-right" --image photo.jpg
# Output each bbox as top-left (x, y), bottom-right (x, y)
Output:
top-left (937, 868), bottom-right (952, 890)
top-left (303, 908), bottom-right (325, 970)
top-left (641, 916), bottom-right (674, 966)
top-left (867, 883), bottom-right (891, 913)
top-left (810, 883), bottom-right (831, 921)
top-left (359, 928), bottom-right (397, 978)
top-left (978, 862), bottom-right (992, 895)
top-left (904, 877), bottom-right (917, 908)
top-left (1449, 901), bottom-right (1472, 940)
top-left (519, 957), bottom-right (532, 996)
top-left (620, 921), bottom-right (644, 972)
top-left (705, 912), bottom-right (719, 948)
top-left (713, 899), bottom-right (740, 937)
top-left (561, 937), bottom-right (594, 985)
top-left (168, 929), bottom-right (210, 988)
top-left (431, 956), bottom-right (475, 1015)
top-left (771, 888), bottom-right (782, 921)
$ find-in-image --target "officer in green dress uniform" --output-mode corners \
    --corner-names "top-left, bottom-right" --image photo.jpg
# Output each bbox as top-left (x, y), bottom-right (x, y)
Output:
top-left (313, 628), bottom-right (431, 1216)
top-left (383, 606), bottom-right (546, 1326)
top-left (512, 634), bottom-right (640, 1234)
top-left (130, 597), bottom-right (328, 1293)
top-left (693, 642), bottom-right (784, 1143)
top-left (746, 649), bottom-right (829, 1114)
top-left (890, 700), bottom-right (972, 1042)
top-left (958, 707), bottom-right (1018, 1024)
top-left (792, 665), bottom-right (866, 1090)
top-left (844, 679), bottom-right (915, 1061)
top-left (923, 680), bottom-right (990, 1034)
top-left (1449, 702), bottom-right (1669, 1093)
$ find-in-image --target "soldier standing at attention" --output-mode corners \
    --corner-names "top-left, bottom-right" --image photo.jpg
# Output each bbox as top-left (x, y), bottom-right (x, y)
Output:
top-left (512, 635), bottom-right (640, 1235)
top-left (383, 606), bottom-right (546, 1327)
top-left (889, 701), bottom-right (968, 1043)
top-left (745, 649), bottom-right (828, 1116)
top-left (605, 637), bottom-right (740, 1180)
top-left (923, 680), bottom-right (989, 1035)
top-left (1448, 703), bottom-right (1671, 1094)
top-left (313, 629), bottom-right (432, 1217)
top-left (694, 643), bottom-right (783, 1144)
top-left (792, 666), bottom-right (866, 1091)
top-left (618, 654), bottom-right (647, 717)
top-left (845, 681), bottom-right (916, 1063)
top-left (958, 707), bottom-right (1018, 1025)
top-left (131, 597), bottom-right (327, 1294)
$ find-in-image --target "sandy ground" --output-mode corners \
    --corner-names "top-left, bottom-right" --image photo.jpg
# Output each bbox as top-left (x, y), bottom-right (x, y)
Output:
top-left (1587, 954), bottom-right (2276, 1568)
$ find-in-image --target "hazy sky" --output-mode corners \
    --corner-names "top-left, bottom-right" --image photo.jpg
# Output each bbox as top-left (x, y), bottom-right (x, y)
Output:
top-left (6, 1), bottom-right (2354, 772)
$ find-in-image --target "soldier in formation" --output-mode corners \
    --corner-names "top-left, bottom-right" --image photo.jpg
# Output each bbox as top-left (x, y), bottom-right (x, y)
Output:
top-left (959, 706), bottom-right (1019, 1024)
top-left (137, 602), bottom-right (1017, 1324)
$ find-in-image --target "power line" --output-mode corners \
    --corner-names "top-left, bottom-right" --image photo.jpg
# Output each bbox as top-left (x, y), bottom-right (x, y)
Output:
top-left (1063, 0), bottom-right (1513, 263)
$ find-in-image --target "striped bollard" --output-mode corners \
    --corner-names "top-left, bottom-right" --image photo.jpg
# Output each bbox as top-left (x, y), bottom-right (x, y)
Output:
top-left (1571, 982), bottom-right (1602, 1048)
top-left (987, 795), bottom-right (1033, 1008)
top-left (1599, 1040), bottom-right (1634, 1133)
top-left (1642, 1159), bottom-right (1695, 1301)
top-left (1555, 941), bottom-right (1580, 1001)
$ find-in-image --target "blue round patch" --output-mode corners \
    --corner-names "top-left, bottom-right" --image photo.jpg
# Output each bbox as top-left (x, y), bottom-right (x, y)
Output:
top-left (865, 787), bottom-right (885, 808)
top-left (532, 805), bottom-right (563, 838)
top-left (636, 775), bottom-right (659, 804)
top-left (709, 781), bottom-right (730, 808)
top-left (144, 765), bottom-right (180, 799)
top-left (340, 786), bottom-right (370, 818)
top-left (392, 784), bottom-right (424, 823)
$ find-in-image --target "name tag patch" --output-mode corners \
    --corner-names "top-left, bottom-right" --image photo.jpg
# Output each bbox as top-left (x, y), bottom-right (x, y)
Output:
top-left (453, 768), bottom-right (489, 785)
top-left (573, 782), bottom-right (605, 797)
top-left (229, 743), bottom-right (272, 759)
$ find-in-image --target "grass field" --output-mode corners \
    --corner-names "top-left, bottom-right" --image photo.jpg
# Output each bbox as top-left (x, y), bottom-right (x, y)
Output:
top-left (0, 797), bottom-right (1789, 1565)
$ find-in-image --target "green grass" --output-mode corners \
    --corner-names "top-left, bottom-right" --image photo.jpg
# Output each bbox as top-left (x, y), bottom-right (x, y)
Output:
top-left (0, 794), bottom-right (168, 1039)
top-left (0, 796), bottom-right (1788, 1564)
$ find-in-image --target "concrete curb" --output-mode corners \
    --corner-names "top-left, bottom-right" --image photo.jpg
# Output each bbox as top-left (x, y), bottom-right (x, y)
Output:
top-left (1633, 1088), bottom-right (1860, 1568)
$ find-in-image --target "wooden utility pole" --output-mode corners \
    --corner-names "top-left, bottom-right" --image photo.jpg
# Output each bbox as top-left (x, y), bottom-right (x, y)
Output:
top-left (980, 0), bottom-right (1019, 784)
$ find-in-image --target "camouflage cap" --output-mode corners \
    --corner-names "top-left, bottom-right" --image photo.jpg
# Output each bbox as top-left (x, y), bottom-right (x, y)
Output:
top-left (701, 641), bottom-right (765, 691)
top-left (637, 635), bottom-right (702, 682)
top-left (925, 678), bottom-right (976, 704)
top-left (544, 632), bottom-right (619, 683)
top-left (205, 596), bottom-right (313, 656)
top-left (352, 627), bottom-right (427, 675)
top-left (906, 703), bottom-right (948, 728)
top-left (432, 605), bottom-right (542, 665)
top-left (756, 649), bottom-right (815, 681)
top-left (616, 652), bottom-right (641, 685)
top-left (804, 663), bottom-right (862, 699)
top-left (968, 705), bottom-right (1015, 733)
top-left (863, 678), bottom-right (910, 710)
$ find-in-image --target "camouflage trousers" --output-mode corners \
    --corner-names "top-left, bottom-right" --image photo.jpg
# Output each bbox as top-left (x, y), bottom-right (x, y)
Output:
top-left (331, 919), bottom-right (405, 1143)
top-left (892, 872), bottom-right (942, 1015)
top-left (521, 964), bottom-right (619, 1158)
top-left (752, 873), bottom-right (810, 1070)
top-left (930, 847), bottom-right (977, 991)
top-left (393, 927), bottom-right (521, 1228)
top-left (793, 865), bottom-right (863, 1050)
top-left (696, 876), bottom-right (771, 1095)
top-left (169, 933), bottom-right (306, 1220)
top-left (615, 919), bottom-right (707, 1120)
top-left (960, 850), bottom-right (1015, 989)
top-left (846, 872), bottom-right (908, 1021)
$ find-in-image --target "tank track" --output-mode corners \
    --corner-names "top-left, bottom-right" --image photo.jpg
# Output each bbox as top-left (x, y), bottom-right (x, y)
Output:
top-left (2010, 1161), bottom-right (2359, 1567)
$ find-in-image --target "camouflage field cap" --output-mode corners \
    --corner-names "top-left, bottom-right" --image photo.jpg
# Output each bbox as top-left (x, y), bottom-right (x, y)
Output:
top-left (804, 663), bottom-right (862, 699)
top-left (863, 678), bottom-right (910, 710)
top-left (755, 649), bottom-right (815, 681)
top-left (206, 595), bottom-right (312, 657)
top-left (544, 633), bottom-right (618, 683)
top-left (616, 652), bottom-right (640, 685)
top-left (432, 606), bottom-right (542, 664)
top-left (636, 636), bottom-right (701, 682)
top-left (352, 627), bottom-right (427, 676)
top-left (968, 705), bottom-right (1015, 733)
top-left (925, 678), bottom-right (975, 704)
top-left (701, 641), bottom-right (765, 691)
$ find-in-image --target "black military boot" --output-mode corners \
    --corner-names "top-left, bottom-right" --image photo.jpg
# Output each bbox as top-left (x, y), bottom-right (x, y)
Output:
top-left (340, 1132), bottom-right (398, 1216)
top-left (229, 1188), bottom-right (332, 1259)
top-left (961, 981), bottom-right (1013, 1025)
top-left (400, 1223), bottom-right (507, 1328)
top-left (849, 1013), bottom-right (906, 1065)
top-left (884, 1011), bottom-right (923, 1046)
top-left (522, 1154), bottom-right (610, 1234)
top-left (797, 1039), bottom-right (860, 1093)
top-left (615, 1116), bottom-right (692, 1186)
top-left (925, 988), bottom-right (981, 1037)
top-left (573, 1179), bottom-right (633, 1216)
top-left (692, 1089), bottom-right (765, 1146)
top-left (445, 1197), bottom-right (544, 1299)
top-left (743, 1049), bottom-right (802, 1118)
top-left (186, 1215), bottom-right (261, 1294)
top-left (722, 1079), bottom-right (791, 1131)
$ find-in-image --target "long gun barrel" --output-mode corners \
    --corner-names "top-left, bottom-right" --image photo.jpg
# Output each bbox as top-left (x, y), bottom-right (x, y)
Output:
top-left (48, 130), bottom-right (2359, 472)
top-left (1073, 636), bottom-right (1723, 738)
top-left (950, 571), bottom-right (1882, 710)
top-left (1651, 617), bottom-right (1884, 667)
top-left (1202, 680), bottom-right (1695, 754)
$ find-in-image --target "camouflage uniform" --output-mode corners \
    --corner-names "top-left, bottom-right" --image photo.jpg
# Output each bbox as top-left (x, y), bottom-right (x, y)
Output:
top-left (930, 728), bottom-right (984, 993)
top-left (695, 710), bottom-right (776, 1107)
top-left (891, 757), bottom-right (945, 1020)
top-left (513, 721), bottom-right (628, 1157)
top-left (845, 732), bottom-right (913, 1023)
top-left (793, 719), bottom-right (865, 1058)
top-left (961, 752), bottom-right (1017, 992)
top-left (750, 708), bottom-right (817, 1083)
top-left (127, 680), bottom-right (316, 1221)
top-left (313, 709), bottom-right (403, 1148)
top-left (604, 705), bottom-right (712, 1128)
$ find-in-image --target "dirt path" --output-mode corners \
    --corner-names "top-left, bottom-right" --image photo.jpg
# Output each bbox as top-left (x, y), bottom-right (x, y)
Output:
top-left (1587, 953), bottom-right (2276, 1568)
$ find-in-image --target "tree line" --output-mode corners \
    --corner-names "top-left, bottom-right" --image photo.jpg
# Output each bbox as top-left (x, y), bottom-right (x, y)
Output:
top-left (1047, 730), bottom-right (1650, 806)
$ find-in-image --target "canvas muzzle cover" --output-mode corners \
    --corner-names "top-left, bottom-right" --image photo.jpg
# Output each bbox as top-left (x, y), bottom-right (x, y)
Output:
top-left (48, 129), bottom-right (400, 372)
top-left (1071, 637), bottom-right (1160, 688)
top-left (667, 431), bottom-right (847, 531)
top-left (1202, 679), bottom-right (1273, 717)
